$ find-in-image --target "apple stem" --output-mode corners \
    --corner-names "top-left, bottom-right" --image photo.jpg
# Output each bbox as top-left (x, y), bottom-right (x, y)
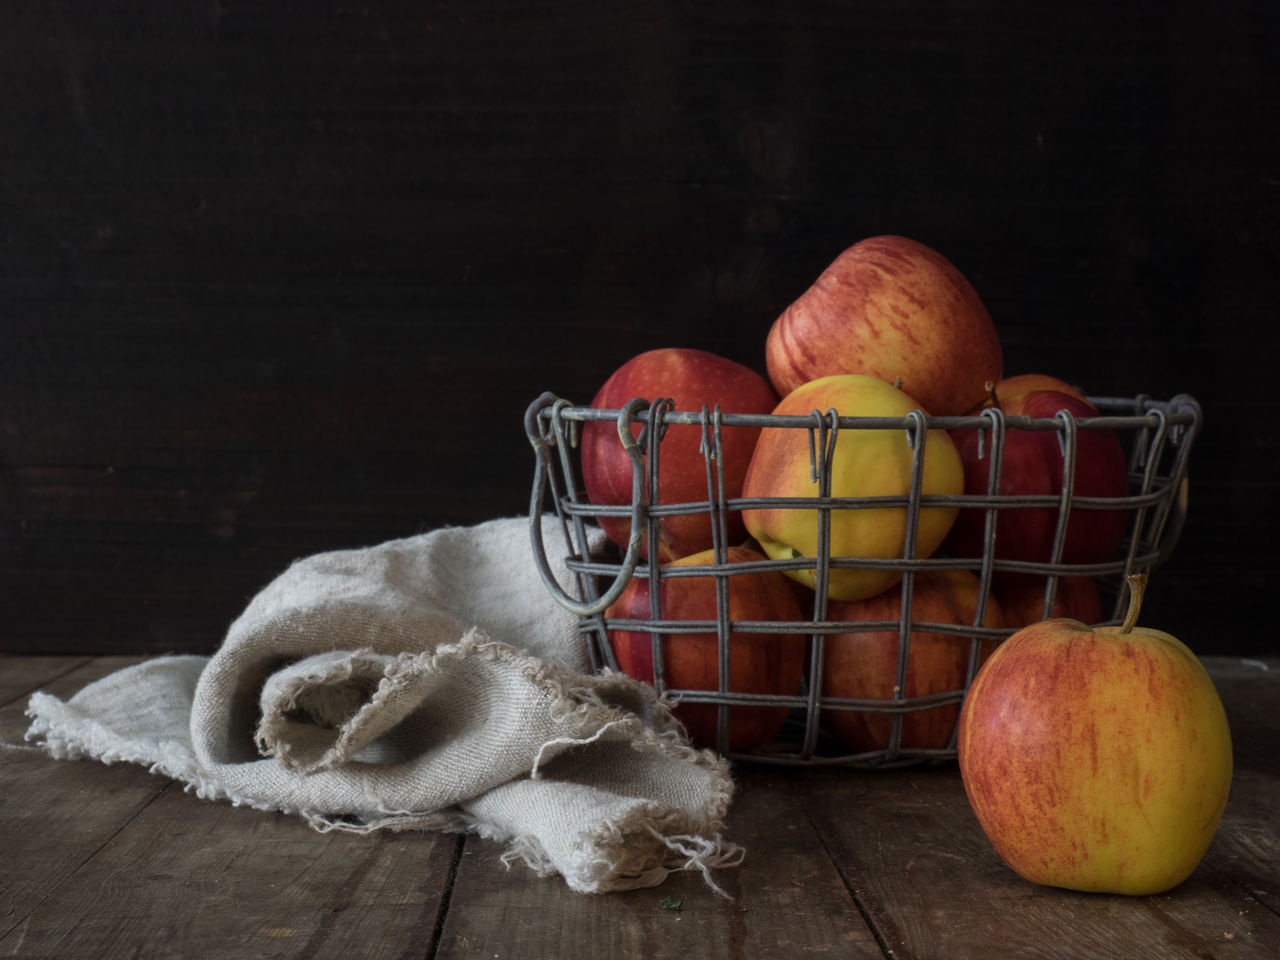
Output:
top-left (1119, 573), bottom-right (1148, 634)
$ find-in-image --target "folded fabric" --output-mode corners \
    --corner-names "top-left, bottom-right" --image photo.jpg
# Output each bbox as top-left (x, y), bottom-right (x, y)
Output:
top-left (25, 515), bottom-right (743, 895)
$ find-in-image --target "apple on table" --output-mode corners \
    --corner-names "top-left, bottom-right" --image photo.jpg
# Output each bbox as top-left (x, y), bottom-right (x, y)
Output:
top-left (604, 545), bottom-right (807, 752)
top-left (580, 347), bottom-right (778, 562)
top-left (742, 373), bottom-right (964, 603)
top-left (957, 573), bottom-right (1233, 895)
top-left (821, 569), bottom-right (1004, 754)
top-left (765, 235), bottom-right (1004, 417)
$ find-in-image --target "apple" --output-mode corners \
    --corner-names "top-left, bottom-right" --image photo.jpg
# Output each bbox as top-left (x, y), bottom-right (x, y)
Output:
top-left (957, 574), bottom-right (1233, 895)
top-left (821, 569), bottom-right (1004, 753)
top-left (994, 575), bottom-right (1103, 628)
top-left (765, 235), bottom-right (1003, 417)
top-left (580, 347), bottom-right (778, 562)
top-left (604, 545), bottom-right (807, 752)
top-left (741, 374), bottom-right (964, 602)
top-left (944, 388), bottom-right (1130, 581)
top-left (974, 373), bottom-right (1091, 410)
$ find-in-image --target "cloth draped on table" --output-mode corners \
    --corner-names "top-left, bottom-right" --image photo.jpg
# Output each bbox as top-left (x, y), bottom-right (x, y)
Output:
top-left (23, 515), bottom-right (743, 896)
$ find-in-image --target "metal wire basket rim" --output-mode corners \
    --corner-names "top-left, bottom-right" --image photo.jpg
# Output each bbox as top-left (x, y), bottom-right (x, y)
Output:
top-left (535, 394), bottom-right (1200, 434)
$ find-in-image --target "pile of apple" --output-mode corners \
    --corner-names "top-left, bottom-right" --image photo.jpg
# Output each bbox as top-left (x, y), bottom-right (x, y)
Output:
top-left (579, 235), bottom-right (1119, 749)
top-left (569, 233), bottom-right (1231, 896)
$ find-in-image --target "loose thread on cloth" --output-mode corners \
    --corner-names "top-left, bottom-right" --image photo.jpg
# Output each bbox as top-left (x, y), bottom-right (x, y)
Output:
top-left (647, 827), bottom-right (746, 900)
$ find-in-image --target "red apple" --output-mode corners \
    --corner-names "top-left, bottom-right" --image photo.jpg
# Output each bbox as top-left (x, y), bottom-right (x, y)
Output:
top-left (581, 348), bottom-right (778, 562)
top-left (765, 235), bottom-right (1003, 416)
top-left (944, 389), bottom-right (1130, 581)
top-left (957, 575), bottom-right (1233, 895)
top-left (994, 575), bottom-right (1103, 629)
top-left (604, 545), bottom-right (807, 752)
top-left (975, 373), bottom-right (1091, 410)
top-left (821, 569), bottom-right (1004, 753)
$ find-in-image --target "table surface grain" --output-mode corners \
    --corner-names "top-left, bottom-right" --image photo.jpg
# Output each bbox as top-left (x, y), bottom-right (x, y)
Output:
top-left (1, 654), bottom-right (1276, 960)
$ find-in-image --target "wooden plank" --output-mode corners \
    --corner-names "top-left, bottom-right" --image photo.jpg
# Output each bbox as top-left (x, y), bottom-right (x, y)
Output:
top-left (792, 765), bottom-right (1280, 959)
top-left (434, 765), bottom-right (883, 959)
top-left (1197, 658), bottom-right (1280, 920)
top-left (0, 788), bottom-right (462, 960)
top-left (0, 655), bottom-right (460, 959)
top-left (0, 656), bottom-right (164, 941)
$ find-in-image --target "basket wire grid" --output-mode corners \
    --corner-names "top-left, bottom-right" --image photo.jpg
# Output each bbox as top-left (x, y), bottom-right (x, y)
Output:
top-left (524, 389), bottom-right (1201, 768)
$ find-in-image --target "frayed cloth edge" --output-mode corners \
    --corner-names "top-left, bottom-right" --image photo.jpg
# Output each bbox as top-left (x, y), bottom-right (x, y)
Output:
top-left (494, 814), bottom-right (745, 898)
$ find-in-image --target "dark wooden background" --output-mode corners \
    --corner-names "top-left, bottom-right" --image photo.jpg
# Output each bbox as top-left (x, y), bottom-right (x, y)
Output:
top-left (2, 1), bottom-right (1276, 656)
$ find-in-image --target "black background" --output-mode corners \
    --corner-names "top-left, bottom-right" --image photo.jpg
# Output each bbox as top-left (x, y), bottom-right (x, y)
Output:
top-left (2, 2), bottom-right (1276, 655)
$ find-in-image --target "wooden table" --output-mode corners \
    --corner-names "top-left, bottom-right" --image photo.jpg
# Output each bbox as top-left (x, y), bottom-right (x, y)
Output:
top-left (2, 654), bottom-right (1276, 959)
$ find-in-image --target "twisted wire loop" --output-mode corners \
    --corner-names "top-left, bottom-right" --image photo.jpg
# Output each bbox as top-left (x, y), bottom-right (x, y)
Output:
top-left (1046, 407), bottom-right (1080, 572)
top-left (638, 399), bottom-right (674, 695)
top-left (525, 394), bottom-right (649, 618)
top-left (877, 409), bottom-right (924, 761)
top-left (1116, 408), bottom-right (1175, 624)
top-left (695, 404), bottom-right (736, 755)
top-left (798, 408), bottom-right (840, 759)
top-left (974, 405), bottom-right (1007, 613)
top-left (1151, 395), bottom-right (1201, 571)
top-left (699, 405), bottom-right (731, 565)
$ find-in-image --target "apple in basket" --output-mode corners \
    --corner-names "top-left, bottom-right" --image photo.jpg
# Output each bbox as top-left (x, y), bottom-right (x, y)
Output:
top-left (973, 373), bottom-right (1091, 410)
top-left (957, 574), bottom-right (1233, 895)
top-left (604, 545), bottom-right (807, 752)
top-left (821, 569), bottom-right (1004, 753)
top-left (994, 574), bottom-right (1103, 629)
top-left (764, 235), bottom-right (1004, 417)
top-left (944, 387), bottom-right (1130, 583)
top-left (741, 374), bottom-right (964, 603)
top-left (580, 347), bottom-right (778, 562)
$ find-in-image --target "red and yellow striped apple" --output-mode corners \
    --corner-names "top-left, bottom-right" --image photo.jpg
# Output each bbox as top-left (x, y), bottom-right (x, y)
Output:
top-left (580, 347), bottom-right (778, 562)
top-left (957, 574), bottom-right (1233, 895)
top-left (764, 235), bottom-right (1003, 417)
top-left (604, 545), bottom-right (806, 752)
top-left (742, 374), bottom-right (964, 602)
top-left (821, 569), bottom-right (1004, 753)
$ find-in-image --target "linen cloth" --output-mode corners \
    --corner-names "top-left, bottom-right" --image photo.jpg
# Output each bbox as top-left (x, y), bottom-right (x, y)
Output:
top-left (23, 515), bottom-right (742, 895)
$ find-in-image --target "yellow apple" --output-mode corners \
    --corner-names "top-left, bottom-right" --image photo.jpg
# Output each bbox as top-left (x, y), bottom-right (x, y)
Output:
top-left (957, 574), bottom-right (1233, 895)
top-left (741, 374), bottom-right (964, 602)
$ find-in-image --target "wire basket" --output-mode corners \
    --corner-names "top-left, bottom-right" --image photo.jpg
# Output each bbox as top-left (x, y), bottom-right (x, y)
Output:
top-left (524, 389), bottom-right (1201, 768)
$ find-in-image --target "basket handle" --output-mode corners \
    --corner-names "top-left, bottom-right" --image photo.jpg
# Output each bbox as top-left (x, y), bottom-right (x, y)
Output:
top-left (525, 392), bottom-right (647, 617)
